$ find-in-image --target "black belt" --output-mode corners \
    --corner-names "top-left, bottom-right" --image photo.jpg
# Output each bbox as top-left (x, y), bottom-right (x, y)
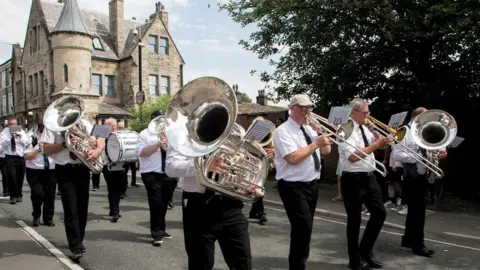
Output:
top-left (58, 163), bottom-right (84, 168)
top-left (6, 154), bottom-right (23, 159)
top-left (278, 179), bottom-right (318, 186)
top-left (343, 171), bottom-right (374, 176)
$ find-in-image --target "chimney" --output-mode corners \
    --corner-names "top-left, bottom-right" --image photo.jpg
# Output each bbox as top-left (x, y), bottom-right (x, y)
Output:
top-left (256, 90), bottom-right (267, 106)
top-left (58, 0), bottom-right (64, 3)
top-left (109, 0), bottom-right (125, 55)
top-left (150, 2), bottom-right (169, 29)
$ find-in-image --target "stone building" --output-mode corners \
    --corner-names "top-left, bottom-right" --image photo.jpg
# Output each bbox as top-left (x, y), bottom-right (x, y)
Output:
top-left (13, 0), bottom-right (184, 127)
top-left (236, 90), bottom-right (288, 129)
top-left (0, 59), bottom-right (14, 123)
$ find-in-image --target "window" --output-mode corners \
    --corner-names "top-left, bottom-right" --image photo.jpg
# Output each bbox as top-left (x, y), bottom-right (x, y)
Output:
top-left (149, 35), bottom-right (158, 53)
top-left (1, 71), bottom-right (6, 88)
top-left (7, 93), bottom-right (12, 114)
top-left (1, 95), bottom-right (6, 116)
top-left (92, 37), bottom-right (104, 50)
top-left (160, 37), bottom-right (169, 54)
top-left (29, 76), bottom-right (33, 97)
top-left (34, 73), bottom-right (38, 96)
top-left (92, 74), bottom-right (102, 95)
top-left (160, 76), bottom-right (170, 95)
top-left (39, 71), bottom-right (44, 95)
top-left (33, 27), bottom-right (37, 52)
top-left (105, 75), bottom-right (115, 97)
top-left (149, 75), bottom-right (159, 96)
top-left (63, 64), bottom-right (68, 82)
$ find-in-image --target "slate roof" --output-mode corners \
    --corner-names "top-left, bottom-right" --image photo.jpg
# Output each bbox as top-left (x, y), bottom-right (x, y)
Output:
top-left (97, 102), bottom-right (132, 117)
top-left (39, 0), bottom-right (163, 61)
top-left (51, 0), bottom-right (90, 36)
top-left (237, 103), bottom-right (288, 115)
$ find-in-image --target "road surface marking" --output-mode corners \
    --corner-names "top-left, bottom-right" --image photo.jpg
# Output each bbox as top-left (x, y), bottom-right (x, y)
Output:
top-left (16, 220), bottom-right (84, 270)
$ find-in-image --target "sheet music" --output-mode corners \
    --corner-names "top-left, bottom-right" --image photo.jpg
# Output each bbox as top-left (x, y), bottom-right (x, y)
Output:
top-left (448, 136), bottom-right (464, 148)
top-left (244, 120), bottom-right (275, 142)
top-left (327, 107), bottom-right (352, 125)
top-left (91, 124), bottom-right (111, 138)
top-left (9, 125), bottom-right (22, 134)
top-left (387, 111), bottom-right (408, 129)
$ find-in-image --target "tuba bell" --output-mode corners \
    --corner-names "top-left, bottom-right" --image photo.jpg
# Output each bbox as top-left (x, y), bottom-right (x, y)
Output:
top-left (165, 76), bottom-right (269, 203)
top-left (147, 115), bottom-right (169, 151)
top-left (43, 95), bottom-right (103, 173)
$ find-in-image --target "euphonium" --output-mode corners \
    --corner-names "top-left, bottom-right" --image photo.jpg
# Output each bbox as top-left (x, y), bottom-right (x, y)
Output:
top-left (43, 95), bottom-right (103, 173)
top-left (165, 76), bottom-right (269, 202)
top-left (147, 115), bottom-right (168, 151)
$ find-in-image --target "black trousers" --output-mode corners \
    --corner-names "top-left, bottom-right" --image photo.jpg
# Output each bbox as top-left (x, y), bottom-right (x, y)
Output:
top-left (249, 196), bottom-right (265, 216)
top-left (0, 157), bottom-right (8, 195)
top-left (5, 155), bottom-right (25, 199)
top-left (56, 164), bottom-right (90, 252)
top-left (182, 191), bottom-right (252, 270)
top-left (141, 172), bottom-right (177, 239)
top-left (91, 172), bottom-right (100, 188)
top-left (124, 162), bottom-right (137, 186)
top-left (26, 168), bottom-right (56, 223)
top-left (277, 179), bottom-right (319, 270)
top-left (402, 164), bottom-right (428, 249)
top-left (341, 171), bottom-right (386, 264)
top-left (103, 166), bottom-right (123, 216)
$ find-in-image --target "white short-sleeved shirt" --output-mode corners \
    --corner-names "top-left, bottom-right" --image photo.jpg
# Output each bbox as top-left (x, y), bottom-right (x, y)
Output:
top-left (136, 129), bottom-right (164, 173)
top-left (0, 127), bottom-right (31, 157)
top-left (24, 134), bottom-right (56, 170)
top-left (273, 118), bottom-right (321, 182)
top-left (40, 119), bottom-right (94, 165)
top-left (338, 120), bottom-right (376, 172)
top-left (165, 147), bottom-right (204, 193)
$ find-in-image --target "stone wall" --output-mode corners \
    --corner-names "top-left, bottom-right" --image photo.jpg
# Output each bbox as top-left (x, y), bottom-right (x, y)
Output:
top-left (91, 59), bottom-right (122, 104)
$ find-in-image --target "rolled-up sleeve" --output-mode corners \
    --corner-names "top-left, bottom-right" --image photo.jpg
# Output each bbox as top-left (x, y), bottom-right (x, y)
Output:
top-left (165, 148), bottom-right (195, 178)
top-left (273, 129), bottom-right (297, 159)
top-left (338, 135), bottom-right (357, 163)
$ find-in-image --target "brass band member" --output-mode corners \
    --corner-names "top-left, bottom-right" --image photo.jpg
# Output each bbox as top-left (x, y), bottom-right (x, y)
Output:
top-left (0, 118), bottom-right (30, 204)
top-left (24, 123), bottom-right (56, 227)
top-left (338, 98), bottom-right (391, 270)
top-left (0, 122), bottom-right (8, 197)
top-left (273, 94), bottom-right (332, 270)
top-left (119, 121), bottom-right (140, 191)
top-left (166, 148), bottom-right (252, 270)
top-left (41, 118), bottom-right (104, 260)
top-left (103, 118), bottom-right (124, 223)
top-left (249, 116), bottom-right (272, 225)
top-left (136, 110), bottom-right (177, 246)
top-left (393, 107), bottom-right (447, 257)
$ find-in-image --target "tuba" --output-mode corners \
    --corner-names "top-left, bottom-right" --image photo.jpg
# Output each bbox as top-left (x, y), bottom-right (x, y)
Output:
top-left (43, 95), bottom-right (103, 173)
top-left (165, 77), bottom-right (269, 203)
top-left (147, 115), bottom-right (169, 151)
top-left (410, 109), bottom-right (457, 180)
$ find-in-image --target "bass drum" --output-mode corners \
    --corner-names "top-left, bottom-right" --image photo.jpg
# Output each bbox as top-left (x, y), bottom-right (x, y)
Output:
top-left (106, 131), bottom-right (139, 163)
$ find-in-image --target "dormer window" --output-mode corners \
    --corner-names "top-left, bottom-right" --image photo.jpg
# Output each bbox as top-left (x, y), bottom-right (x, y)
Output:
top-left (92, 37), bottom-right (104, 50)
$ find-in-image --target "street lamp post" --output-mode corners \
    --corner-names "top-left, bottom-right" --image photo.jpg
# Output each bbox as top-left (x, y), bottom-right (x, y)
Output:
top-left (133, 27), bottom-right (145, 121)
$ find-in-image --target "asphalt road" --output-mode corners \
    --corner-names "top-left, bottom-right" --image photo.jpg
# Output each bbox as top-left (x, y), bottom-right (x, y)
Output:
top-left (0, 178), bottom-right (479, 270)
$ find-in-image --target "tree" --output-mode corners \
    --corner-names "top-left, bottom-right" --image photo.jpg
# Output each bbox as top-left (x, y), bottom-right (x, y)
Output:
top-left (126, 95), bottom-right (171, 132)
top-left (237, 92), bottom-right (252, 103)
top-left (221, 0), bottom-right (480, 118)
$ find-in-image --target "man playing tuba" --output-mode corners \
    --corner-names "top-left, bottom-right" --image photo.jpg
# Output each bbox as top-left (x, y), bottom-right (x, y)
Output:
top-left (41, 116), bottom-right (104, 261)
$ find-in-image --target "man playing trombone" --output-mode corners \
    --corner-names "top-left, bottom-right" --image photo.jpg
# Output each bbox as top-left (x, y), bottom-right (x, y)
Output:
top-left (273, 94), bottom-right (332, 270)
top-left (393, 107), bottom-right (447, 257)
top-left (338, 98), bottom-right (392, 270)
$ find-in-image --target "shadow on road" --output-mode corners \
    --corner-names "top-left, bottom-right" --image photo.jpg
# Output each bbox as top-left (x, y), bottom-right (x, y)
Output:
top-left (84, 229), bottom-right (152, 245)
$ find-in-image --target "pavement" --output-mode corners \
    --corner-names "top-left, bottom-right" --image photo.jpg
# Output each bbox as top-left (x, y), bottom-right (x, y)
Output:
top-left (0, 177), bottom-right (479, 270)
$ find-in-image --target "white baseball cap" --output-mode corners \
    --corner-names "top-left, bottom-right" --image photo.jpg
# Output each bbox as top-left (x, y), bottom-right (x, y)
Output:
top-left (289, 94), bottom-right (314, 107)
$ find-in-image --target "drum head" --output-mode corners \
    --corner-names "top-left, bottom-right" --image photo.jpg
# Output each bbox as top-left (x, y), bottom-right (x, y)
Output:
top-left (106, 133), bottom-right (121, 163)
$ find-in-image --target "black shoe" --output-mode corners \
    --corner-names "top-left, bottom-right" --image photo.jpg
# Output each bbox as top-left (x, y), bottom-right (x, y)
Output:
top-left (361, 255), bottom-right (383, 269)
top-left (131, 183), bottom-right (141, 188)
top-left (9, 198), bottom-right (16, 204)
top-left (79, 244), bottom-right (86, 253)
top-left (259, 214), bottom-right (268, 225)
top-left (111, 215), bottom-right (120, 223)
top-left (249, 212), bottom-right (260, 219)
top-left (33, 218), bottom-right (40, 227)
top-left (3, 193), bottom-right (9, 197)
top-left (168, 201), bottom-right (174, 209)
top-left (43, 221), bottom-right (55, 227)
top-left (413, 247), bottom-right (435, 257)
top-left (120, 194), bottom-right (126, 199)
top-left (163, 232), bottom-right (172, 239)
top-left (153, 237), bottom-right (163, 246)
top-left (349, 260), bottom-right (372, 270)
top-left (17, 197), bottom-right (22, 202)
top-left (71, 248), bottom-right (83, 261)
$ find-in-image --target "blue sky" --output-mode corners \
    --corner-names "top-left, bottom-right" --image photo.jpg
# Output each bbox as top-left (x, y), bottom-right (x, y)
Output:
top-left (0, 0), bottom-right (288, 106)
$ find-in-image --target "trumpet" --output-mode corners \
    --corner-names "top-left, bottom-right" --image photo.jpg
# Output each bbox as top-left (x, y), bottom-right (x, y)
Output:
top-left (365, 110), bottom-right (457, 179)
top-left (306, 113), bottom-right (388, 177)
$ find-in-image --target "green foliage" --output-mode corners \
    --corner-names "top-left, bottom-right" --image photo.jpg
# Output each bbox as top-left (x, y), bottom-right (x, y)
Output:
top-left (126, 95), bottom-right (172, 132)
top-left (220, 0), bottom-right (480, 117)
top-left (237, 92), bottom-right (253, 103)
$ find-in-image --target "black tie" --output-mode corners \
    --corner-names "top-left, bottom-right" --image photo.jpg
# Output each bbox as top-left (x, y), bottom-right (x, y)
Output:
top-left (300, 126), bottom-right (321, 171)
top-left (161, 149), bottom-right (166, 172)
top-left (11, 135), bottom-right (16, 152)
top-left (69, 152), bottom-right (78, 160)
top-left (44, 154), bottom-right (50, 170)
top-left (359, 125), bottom-right (370, 147)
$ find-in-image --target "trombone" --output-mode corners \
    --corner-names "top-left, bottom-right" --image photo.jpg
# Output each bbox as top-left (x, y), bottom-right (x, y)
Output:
top-left (307, 113), bottom-right (388, 177)
top-left (365, 110), bottom-right (457, 179)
